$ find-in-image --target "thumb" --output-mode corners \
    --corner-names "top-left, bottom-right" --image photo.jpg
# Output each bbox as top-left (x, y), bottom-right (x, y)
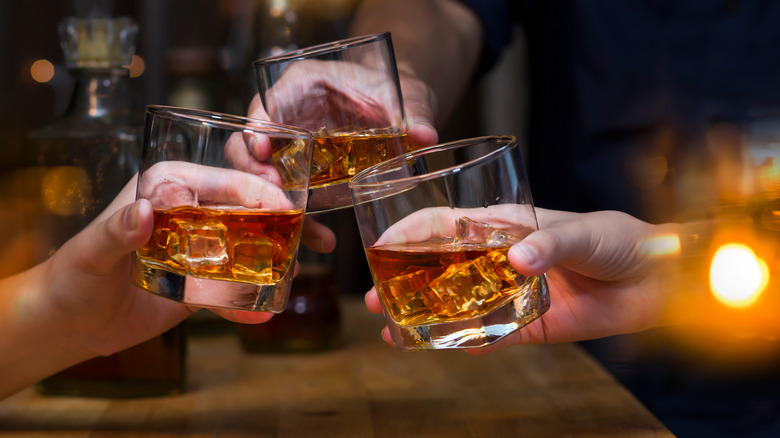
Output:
top-left (507, 222), bottom-right (592, 277)
top-left (405, 104), bottom-right (438, 149)
top-left (59, 199), bottom-right (154, 276)
top-left (402, 87), bottom-right (439, 148)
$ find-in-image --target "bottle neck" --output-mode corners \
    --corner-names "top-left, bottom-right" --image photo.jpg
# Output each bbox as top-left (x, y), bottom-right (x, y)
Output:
top-left (63, 67), bottom-right (136, 119)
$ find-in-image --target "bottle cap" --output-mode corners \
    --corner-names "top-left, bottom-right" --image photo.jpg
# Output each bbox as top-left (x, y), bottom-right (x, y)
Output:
top-left (58, 16), bottom-right (138, 68)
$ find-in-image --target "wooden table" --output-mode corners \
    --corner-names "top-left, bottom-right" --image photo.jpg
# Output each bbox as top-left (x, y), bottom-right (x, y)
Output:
top-left (0, 299), bottom-right (672, 437)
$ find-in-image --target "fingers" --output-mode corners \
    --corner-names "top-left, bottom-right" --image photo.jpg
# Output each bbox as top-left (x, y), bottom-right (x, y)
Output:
top-left (404, 91), bottom-right (438, 149)
top-left (380, 326), bottom-right (394, 347)
top-left (409, 122), bottom-right (439, 149)
top-left (375, 205), bottom-right (532, 247)
top-left (364, 287), bottom-right (394, 347)
top-left (375, 207), bottom-right (457, 246)
top-left (508, 223), bottom-right (583, 277)
top-left (364, 287), bottom-right (383, 314)
top-left (209, 308), bottom-right (274, 324)
top-left (509, 210), bottom-right (651, 280)
top-left (59, 199), bottom-right (154, 276)
top-left (398, 67), bottom-right (439, 148)
top-left (301, 216), bottom-right (337, 254)
top-left (140, 162), bottom-right (293, 211)
top-left (247, 94), bottom-right (270, 120)
top-left (223, 132), bottom-right (283, 186)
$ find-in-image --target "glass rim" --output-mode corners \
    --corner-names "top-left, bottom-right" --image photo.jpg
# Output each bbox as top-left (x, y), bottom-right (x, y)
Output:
top-left (145, 105), bottom-right (314, 139)
top-left (349, 135), bottom-right (519, 190)
top-left (252, 32), bottom-right (391, 67)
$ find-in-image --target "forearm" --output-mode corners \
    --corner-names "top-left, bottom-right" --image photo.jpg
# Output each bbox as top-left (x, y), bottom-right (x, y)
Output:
top-left (0, 263), bottom-right (93, 398)
top-left (350, 0), bottom-right (483, 125)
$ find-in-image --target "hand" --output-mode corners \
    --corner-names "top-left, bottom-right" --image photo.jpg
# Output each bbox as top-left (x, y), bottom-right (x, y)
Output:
top-left (396, 63), bottom-right (439, 148)
top-left (256, 59), bottom-right (399, 132)
top-left (213, 111), bottom-right (338, 254)
top-left (364, 208), bottom-right (675, 353)
top-left (0, 178), bottom-right (277, 398)
top-left (249, 58), bottom-right (439, 150)
top-left (48, 178), bottom-right (278, 355)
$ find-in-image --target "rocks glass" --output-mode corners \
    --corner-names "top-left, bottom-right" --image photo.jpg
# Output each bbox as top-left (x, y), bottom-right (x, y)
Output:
top-left (254, 32), bottom-right (411, 212)
top-left (131, 105), bottom-right (314, 313)
top-left (350, 136), bottom-right (550, 350)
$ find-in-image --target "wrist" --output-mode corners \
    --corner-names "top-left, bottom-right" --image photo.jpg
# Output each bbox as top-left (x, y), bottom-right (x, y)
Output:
top-left (0, 264), bottom-right (96, 397)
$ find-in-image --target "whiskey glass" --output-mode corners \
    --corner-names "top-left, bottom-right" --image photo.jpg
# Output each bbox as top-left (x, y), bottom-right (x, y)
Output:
top-left (131, 105), bottom-right (314, 312)
top-left (253, 32), bottom-right (411, 212)
top-left (350, 135), bottom-right (550, 350)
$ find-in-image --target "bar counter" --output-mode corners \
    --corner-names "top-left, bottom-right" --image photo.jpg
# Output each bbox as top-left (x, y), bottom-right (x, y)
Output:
top-left (0, 298), bottom-right (673, 437)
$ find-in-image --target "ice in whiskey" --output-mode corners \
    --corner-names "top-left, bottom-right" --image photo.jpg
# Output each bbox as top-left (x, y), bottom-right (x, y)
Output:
top-left (365, 217), bottom-right (542, 327)
top-left (136, 206), bottom-right (304, 285)
top-left (309, 130), bottom-right (412, 188)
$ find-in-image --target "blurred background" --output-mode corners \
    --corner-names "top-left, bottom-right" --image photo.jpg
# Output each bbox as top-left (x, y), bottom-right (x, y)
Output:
top-left (0, 0), bottom-right (526, 285)
top-left (10, 1), bottom-right (780, 436)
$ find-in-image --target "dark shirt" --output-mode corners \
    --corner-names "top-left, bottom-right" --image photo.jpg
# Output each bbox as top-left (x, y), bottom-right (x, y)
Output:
top-left (460, 2), bottom-right (780, 437)
top-left (462, 0), bottom-right (780, 221)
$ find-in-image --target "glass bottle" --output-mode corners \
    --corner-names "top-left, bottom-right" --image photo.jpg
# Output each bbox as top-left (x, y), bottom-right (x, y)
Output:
top-left (28, 13), bottom-right (186, 398)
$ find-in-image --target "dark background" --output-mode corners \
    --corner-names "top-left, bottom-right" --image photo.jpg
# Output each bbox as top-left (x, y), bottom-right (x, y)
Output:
top-left (0, 0), bottom-right (527, 287)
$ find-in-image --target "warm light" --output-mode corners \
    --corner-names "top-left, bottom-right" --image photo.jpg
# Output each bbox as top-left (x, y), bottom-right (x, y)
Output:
top-left (41, 166), bottom-right (92, 216)
top-left (126, 55), bottom-right (145, 78)
top-left (638, 233), bottom-right (681, 256)
top-left (30, 59), bottom-right (55, 83)
top-left (709, 243), bottom-right (769, 308)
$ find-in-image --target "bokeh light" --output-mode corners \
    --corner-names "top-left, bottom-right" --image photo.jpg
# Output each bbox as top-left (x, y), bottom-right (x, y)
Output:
top-left (638, 233), bottom-right (681, 256)
top-left (41, 166), bottom-right (92, 217)
top-left (30, 59), bottom-right (55, 83)
top-left (710, 243), bottom-right (769, 308)
top-left (127, 54), bottom-right (145, 78)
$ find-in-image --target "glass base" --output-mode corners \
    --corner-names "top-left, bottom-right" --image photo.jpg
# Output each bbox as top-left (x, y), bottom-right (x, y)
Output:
top-left (386, 274), bottom-right (550, 351)
top-left (306, 181), bottom-right (353, 213)
top-left (132, 257), bottom-right (293, 313)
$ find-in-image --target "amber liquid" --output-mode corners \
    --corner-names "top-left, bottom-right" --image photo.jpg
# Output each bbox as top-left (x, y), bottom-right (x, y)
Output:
top-left (136, 206), bottom-right (304, 284)
top-left (366, 239), bottom-right (532, 327)
top-left (310, 132), bottom-right (412, 188)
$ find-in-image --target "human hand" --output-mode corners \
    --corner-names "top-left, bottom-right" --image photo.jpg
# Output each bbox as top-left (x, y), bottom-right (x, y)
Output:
top-left (249, 58), bottom-right (438, 150)
top-left (220, 110), bottom-right (338, 254)
top-left (50, 177), bottom-right (278, 357)
top-left (396, 62), bottom-right (439, 148)
top-left (0, 176), bottom-right (279, 398)
top-left (364, 208), bottom-right (674, 352)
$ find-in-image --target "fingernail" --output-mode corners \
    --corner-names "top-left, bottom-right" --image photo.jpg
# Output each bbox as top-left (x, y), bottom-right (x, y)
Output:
top-left (248, 134), bottom-right (258, 153)
top-left (124, 201), bottom-right (140, 231)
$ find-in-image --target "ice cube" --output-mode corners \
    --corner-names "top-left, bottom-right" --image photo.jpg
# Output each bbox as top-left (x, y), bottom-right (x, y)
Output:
top-left (171, 219), bottom-right (229, 271)
top-left (485, 249), bottom-right (526, 288)
top-left (230, 235), bottom-right (275, 283)
top-left (454, 217), bottom-right (523, 248)
top-left (155, 228), bottom-right (180, 264)
top-left (272, 138), bottom-right (310, 185)
top-left (428, 256), bottom-right (502, 312)
top-left (311, 133), bottom-right (346, 178)
top-left (378, 269), bottom-right (431, 322)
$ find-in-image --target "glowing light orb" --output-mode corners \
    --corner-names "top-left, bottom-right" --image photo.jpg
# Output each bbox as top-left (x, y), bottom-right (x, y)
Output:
top-left (30, 59), bottom-right (55, 83)
top-left (709, 243), bottom-right (768, 308)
